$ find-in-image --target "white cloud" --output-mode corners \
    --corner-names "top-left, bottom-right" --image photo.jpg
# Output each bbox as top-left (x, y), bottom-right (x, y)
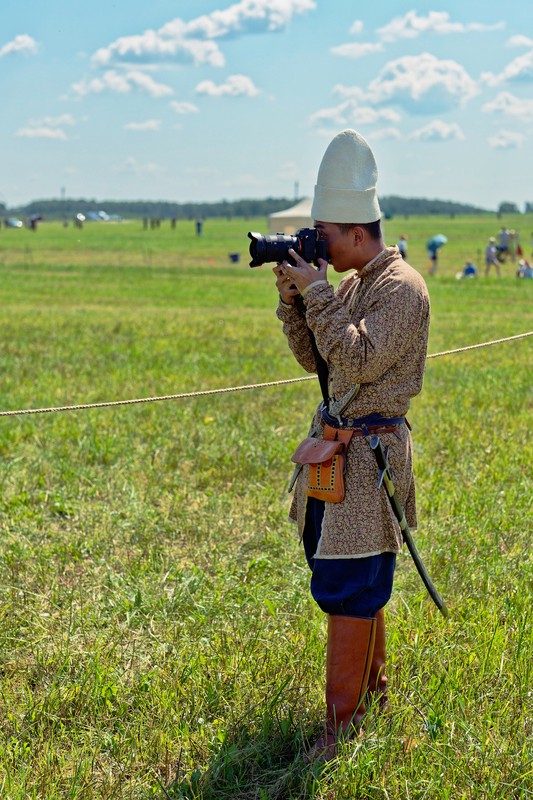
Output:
top-left (16, 114), bottom-right (76, 140)
top-left (114, 157), bottom-right (163, 174)
top-left (332, 84), bottom-right (367, 102)
top-left (124, 120), bottom-right (162, 131)
top-left (487, 130), bottom-right (525, 149)
top-left (195, 74), bottom-right (260, 97)
top-left (368, 53), bottom-right (479, 113)
top-left (331, 42), bottom-right (383, 59)
top-left (129, 72), bottom-right (174, 97)
top-left (482, 91), bottom-right (533, 120)
top-left (409, 120), bottom-right (465, 141)
top-left (170, 101), bottom-right (199, 114)
top-left (72, 70), bottom-right (173, 97)
top-left (40, 114), bottom-right (76, 128)
top-left (92, 0), bottom-right (316, 68)
top-left (370, 127), bottom-right (402, 141)
top-left (160, 0), bottom-right (316, 39)
top-left (0, 34), bottom-right (38, 58)
top-left (506, 35), bottom-right (533, 48)
top-left (481, 49), bottom-right (533, 86)
top-left (308, 101), bottom-right (351, 127)
top-left (93, 35), bottom-right (225, 69)
top-left (349, 20), bottom-right (364, 35)
top-left (17, 127), bottom-right (68, 140)
top-left (326, 54), bottom-right (478, 126)
top-left (309, 101), bottom-right (400, 128)
top-left (352, 106), bottom-right (401, 125)
top-left (72, 71), bottom-right (129, 96)
top-left (377, 11), bottom-right (504, 43)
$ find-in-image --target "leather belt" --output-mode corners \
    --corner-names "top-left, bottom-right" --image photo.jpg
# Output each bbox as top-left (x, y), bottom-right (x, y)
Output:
top-left (321, 405), bottom-right (405, 434)
top-left (349, 423), bottom-right (402, 437)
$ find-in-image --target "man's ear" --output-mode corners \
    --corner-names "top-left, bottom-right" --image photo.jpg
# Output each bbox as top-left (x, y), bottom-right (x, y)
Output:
top-left (352, 226), bottom-right (365, 246)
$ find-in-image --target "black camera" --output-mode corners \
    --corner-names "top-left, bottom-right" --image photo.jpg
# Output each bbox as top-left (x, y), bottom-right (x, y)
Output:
top-left (247, 228), bottom-right (328, 268)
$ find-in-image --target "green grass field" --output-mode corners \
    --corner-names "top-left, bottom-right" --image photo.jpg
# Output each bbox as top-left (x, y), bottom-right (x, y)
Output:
top-left (0, 217), bottom-right (531, 799)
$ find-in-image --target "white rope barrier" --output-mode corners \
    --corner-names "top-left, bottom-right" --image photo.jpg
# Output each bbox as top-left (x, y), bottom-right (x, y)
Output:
top-left (0, 331), bottom-right (530, 418)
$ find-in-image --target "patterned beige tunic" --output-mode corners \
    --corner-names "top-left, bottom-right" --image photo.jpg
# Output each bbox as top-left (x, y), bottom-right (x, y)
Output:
top-left (276, 246), bottom-right (430, 559)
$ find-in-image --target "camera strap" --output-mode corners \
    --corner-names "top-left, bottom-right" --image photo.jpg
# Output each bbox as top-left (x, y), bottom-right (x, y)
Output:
top-left (295, 296), bottom-right (330, 405)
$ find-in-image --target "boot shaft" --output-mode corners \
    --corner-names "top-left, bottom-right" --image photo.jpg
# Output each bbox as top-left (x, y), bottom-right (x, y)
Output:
top-left (368, 607), bottom-right (388, 704)
top-left (326, 614), bottom-right (377, 733)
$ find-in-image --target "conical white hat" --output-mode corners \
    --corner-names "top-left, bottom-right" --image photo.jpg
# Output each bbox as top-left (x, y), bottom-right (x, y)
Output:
top-left (311, 129), bottom-right (381, 224)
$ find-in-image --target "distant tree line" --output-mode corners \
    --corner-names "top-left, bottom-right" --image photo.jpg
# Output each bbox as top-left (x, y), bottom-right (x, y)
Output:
top-left (6, 197), bottom-right (296, 222)
top-left (3, 196), bottom-right (532, 221)
top-left (379, 195), bottom-right (490, 217)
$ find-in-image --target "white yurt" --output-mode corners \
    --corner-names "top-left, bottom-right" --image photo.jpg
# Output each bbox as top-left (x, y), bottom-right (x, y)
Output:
top-left (268, 198), bottom-right (313, 234)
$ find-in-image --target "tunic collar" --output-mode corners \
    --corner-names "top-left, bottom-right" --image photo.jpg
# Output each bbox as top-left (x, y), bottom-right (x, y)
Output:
top-left (359, 246), bottom-right (398, 279)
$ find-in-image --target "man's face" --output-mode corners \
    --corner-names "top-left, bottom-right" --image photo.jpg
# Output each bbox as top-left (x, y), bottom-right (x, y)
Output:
top-left (314, 221), bottom-right (359, 273)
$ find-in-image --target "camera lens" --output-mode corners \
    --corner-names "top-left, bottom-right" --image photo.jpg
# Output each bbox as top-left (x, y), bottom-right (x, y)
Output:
top-left (247, 232), bottom-right (297, 267)
top-left (247, 232), bottom-right (267, 266)
top-left (247, 228), bottom-right (328, 267)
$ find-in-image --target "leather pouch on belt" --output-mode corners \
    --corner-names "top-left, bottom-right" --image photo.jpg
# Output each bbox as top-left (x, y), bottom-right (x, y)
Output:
top-left (291, 424), bottom-right (354, 503)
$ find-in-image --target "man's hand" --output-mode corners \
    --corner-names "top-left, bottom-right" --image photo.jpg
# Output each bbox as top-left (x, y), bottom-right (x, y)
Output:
top-left (273, 263), bottom-right (300, 305)
top-left (280, 249), bottom-right (329, 294)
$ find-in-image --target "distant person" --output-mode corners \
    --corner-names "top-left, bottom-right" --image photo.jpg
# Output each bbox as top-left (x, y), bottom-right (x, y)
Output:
top-left (497, 227), bottom-right (510, 261)
top-left (427, 243), bottom-right (438, 274)
top-left (509, 230), bottom-right (521, 262)
top-left (485, 237), bottom-right (501, 277)
top-left (457, 259), bottom-right (477, 279)
top-left (516, 259), bottom-right (533, 279)
top-left (195, 219), bottom-right (203, 236)
top-left (426, 235), bottom-right (446, 275)
top-left (397, 234), bottom-right (408, 259)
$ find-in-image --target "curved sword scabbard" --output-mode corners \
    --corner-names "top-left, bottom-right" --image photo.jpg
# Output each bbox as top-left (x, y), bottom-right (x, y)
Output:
top-left (369, 434), bottom-right (449, 617)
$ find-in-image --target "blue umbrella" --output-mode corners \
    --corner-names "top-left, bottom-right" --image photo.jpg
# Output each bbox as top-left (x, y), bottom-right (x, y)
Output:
top-left (427, 234), bottom-right (448, 249)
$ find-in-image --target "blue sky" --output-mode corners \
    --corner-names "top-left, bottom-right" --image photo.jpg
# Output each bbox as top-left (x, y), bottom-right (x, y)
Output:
top-left (1, 0), bottom-right (532, 210)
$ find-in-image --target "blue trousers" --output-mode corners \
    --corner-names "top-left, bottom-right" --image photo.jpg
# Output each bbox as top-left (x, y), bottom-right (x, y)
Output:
top-left (303, 497), bottom-right (396, 618)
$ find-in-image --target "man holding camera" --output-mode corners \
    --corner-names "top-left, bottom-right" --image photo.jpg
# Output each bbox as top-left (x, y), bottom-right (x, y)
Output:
top-left (274, 130), bottom-right (430, 761)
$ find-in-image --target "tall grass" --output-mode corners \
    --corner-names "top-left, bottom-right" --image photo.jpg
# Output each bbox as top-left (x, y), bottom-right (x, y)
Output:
top-left (0, 219), bottom-right (531, 799)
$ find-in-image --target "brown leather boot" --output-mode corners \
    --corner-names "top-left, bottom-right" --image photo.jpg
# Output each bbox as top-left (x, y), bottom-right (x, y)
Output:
top-left (367, 608), bottom-right (389, 710)
top-left (307, 615), bottom-right (377, 763)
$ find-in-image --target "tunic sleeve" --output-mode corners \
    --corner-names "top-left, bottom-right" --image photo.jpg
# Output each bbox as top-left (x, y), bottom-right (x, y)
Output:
top-left (276, 299), bottom-right (318, 374)
top-left (303, 275), bottom-right (429, 384)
